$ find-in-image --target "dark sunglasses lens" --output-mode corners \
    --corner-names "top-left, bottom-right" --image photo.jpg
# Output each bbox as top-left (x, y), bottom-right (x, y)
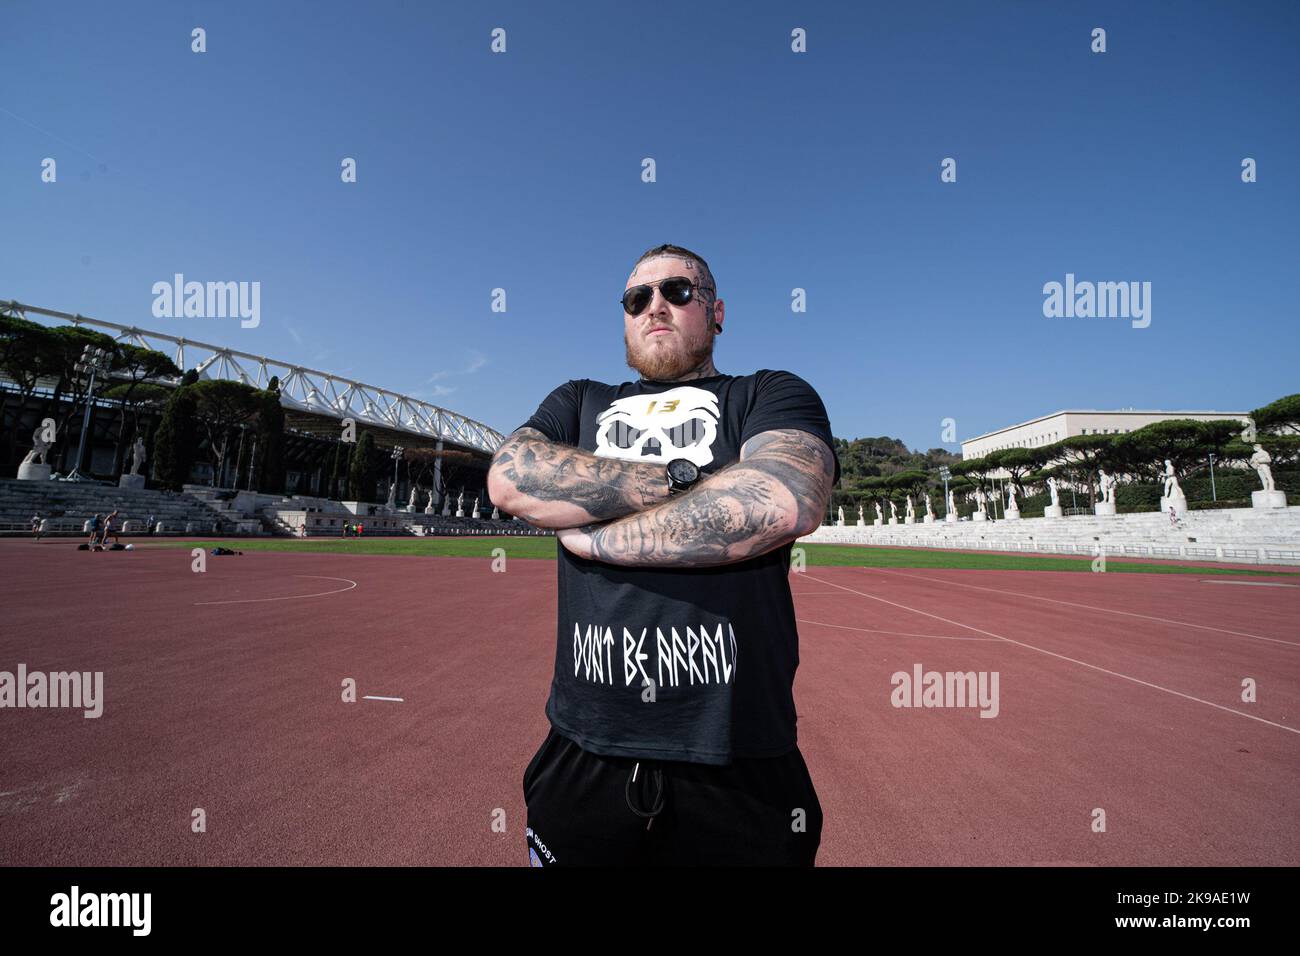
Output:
top-left (661, 278), bottom-right (694, 305)
top-left (622, 286), bottom-right (652, 314)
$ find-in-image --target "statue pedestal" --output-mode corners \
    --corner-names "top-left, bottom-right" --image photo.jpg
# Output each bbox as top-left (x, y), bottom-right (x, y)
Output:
top-left (455, 509), bottom-right (465, 517)
top-left (119, 473), bottom-right (145, 490)
top-left (873, 518), bottom-right (883, 527)
top-left (835, 519), bottom-right (844, 527)
top-left (1043, 505), bottom-right (1063, 518)
top-left (904, 516), bottom-right (914, 525)
top-left (924, 515), bottom-right (934, 524)
top-left (856, 519), bottom-right (866, 527)
top-left (945, 513), bottom-right (957, 524)
top-left (972, 511), bottom-right (987, 522)
top-left (1094, 502), bottom-right (1116, 516)
top-left (1252, 490), bottom-right (1287, 509)
top-left (424, 506), bottom-right (435, 515)
top-left (888, 518), bottom-right (898, 526)
top-left (1004, 507), bottom-right (1021, 521)
top-left (1160, 494), bottom-right (1188, 517)
top-left (17, 462), bottom-right (51, 481)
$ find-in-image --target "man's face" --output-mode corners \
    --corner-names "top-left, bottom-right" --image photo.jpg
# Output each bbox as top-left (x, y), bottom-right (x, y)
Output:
top-left (622, 255), bottom-right (722, 381)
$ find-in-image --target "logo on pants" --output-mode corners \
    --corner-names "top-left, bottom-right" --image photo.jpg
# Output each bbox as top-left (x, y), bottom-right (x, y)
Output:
top-left (526, 826), bottom-right (557, 866)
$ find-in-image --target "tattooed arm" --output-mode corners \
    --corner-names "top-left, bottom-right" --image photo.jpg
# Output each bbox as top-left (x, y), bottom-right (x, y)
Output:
top-left (486, 427), bottom-right (673, 529)
top-left (555, 429), bottom-right (836, 567)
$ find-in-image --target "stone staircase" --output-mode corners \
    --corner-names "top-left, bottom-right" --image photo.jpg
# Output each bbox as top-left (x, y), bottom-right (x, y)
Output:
top-left (0, 478), bottom-right (245, 535)
top-left (801, 506), bottom-right (1300, 566)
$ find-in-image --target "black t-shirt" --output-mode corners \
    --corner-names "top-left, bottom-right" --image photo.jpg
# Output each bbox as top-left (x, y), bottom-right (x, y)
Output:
top-left (518, 369), bottom-right (839, 765)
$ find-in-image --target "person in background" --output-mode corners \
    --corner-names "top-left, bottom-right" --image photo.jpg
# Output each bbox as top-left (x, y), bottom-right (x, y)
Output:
top-left (30, 513), bottom-right (42, 541)
top-left (101, 509), bottom-right (120, 547)
top-left (88, 513), bottom-right (102, 548)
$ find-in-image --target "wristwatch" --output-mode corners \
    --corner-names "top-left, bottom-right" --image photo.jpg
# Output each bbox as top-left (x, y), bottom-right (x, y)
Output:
top-left (666, 458), bottom-right (700, 495)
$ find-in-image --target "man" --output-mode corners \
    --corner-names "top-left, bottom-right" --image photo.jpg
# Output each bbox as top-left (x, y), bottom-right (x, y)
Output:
top-left (87, 513), bottom-right (102, 548)
top-left (487, 244), bottom-right (839, 866)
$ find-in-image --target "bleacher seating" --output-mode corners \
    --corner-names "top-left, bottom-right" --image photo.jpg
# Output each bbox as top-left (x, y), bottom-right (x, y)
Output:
top-left (802, 506), bottom-right (1300, 566)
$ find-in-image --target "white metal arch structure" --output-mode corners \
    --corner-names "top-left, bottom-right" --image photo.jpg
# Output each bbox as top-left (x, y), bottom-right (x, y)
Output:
top-left (2, 301), bottom-right (507, 454)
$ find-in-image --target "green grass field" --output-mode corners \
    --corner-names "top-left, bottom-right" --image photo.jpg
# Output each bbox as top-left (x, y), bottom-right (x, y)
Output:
top-left (140, 536), bottom-right (1297, 575)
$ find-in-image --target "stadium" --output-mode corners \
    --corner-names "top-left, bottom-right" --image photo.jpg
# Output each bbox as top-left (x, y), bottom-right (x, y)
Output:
top-left (1, 300), bottom-right (532, 539)
top-left (2, 0), bottom-right (1298, 931)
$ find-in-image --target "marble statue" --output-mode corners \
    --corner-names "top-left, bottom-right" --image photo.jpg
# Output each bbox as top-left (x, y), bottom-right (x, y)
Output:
top-left (905, 495), bottom-right (915, 519)
top-left (1047, 477), bottom-right (1060, 507)
top-left (857, 503), bottom-right (865, 523)
top-left (1006, 484), bottom-right (1018, 509)
top-left (424, 490), bottom-right (436, 514)
top-left (1250, 444), bottom-right (1275, 492)
top-left (129, 436), bottom-right (147, 475)
top-left (924, 495), bottom-right (935, 518)
top-left (386, 482), bottom-right (397, 508)
top-left (974, 487), bottom-right (987, 513)
top-left (889, 500), bottom-right (899, 520)
top-left (456, 491), bottom-right (464, 511)
top-left (408, 486), bottom-right (419, 511)
top-left (1098, 469), bottom-right (1116, 504)
top-left (21, 425), bottom-right (53, 465)
top-left (1161, 460), bottom-right (1181, 498)
top-left (837, 506), bottom-right (845, 524)
top-left (947, 490), bottom-right (956, 514)
top-left (875, 501), bottom-right (883, 521)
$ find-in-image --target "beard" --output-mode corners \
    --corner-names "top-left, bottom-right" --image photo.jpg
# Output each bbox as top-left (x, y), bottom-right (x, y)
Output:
top-left (624, 325), bottom-right (715, 381)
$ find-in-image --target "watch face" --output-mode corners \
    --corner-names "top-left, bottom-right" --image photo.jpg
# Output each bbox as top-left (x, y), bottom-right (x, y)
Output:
top-left (667, 458), bottom-right (699, 484)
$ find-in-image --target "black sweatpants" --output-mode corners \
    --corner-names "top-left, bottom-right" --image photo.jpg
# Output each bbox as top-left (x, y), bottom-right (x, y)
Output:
top-left (523, 727), bottom-right (823, 866)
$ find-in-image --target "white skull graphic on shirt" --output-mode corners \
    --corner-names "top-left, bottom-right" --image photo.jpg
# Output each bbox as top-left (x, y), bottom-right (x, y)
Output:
top-left (593, 386), bottom-right (721, 467)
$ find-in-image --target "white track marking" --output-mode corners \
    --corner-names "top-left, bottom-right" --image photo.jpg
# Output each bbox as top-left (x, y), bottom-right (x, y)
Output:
top-left (801, 573), bottom-right (1300, 736)
top-left (362, 696), bottom-right (404, 702)
top-left (858, 567), bottom-right (1300, 649)
top-left (194, 575), bottom-right (358, 606)
top-left (797, 619), bottom-right (999, 641)
top-left (1201, 580), bottom-right (1299, 588)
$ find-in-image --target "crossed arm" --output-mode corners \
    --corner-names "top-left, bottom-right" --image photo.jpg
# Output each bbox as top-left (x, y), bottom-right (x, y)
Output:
top-left (486, 426), bottom-right (836, 568)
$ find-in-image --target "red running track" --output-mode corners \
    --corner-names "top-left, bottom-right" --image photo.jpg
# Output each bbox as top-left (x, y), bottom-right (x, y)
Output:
top-left (0, 539), bottom-right (1296, 866)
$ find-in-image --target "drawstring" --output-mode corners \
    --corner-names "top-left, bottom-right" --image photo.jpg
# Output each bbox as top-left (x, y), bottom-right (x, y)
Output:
top-left (625, 761), bottom-right (665, 829)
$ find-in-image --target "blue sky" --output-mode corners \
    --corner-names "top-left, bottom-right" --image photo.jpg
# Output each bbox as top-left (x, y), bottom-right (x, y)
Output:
top-left (3, 0), bottom-right (1297, 451)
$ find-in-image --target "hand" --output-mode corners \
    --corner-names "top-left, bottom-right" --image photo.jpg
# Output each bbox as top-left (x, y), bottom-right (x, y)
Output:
top-left (555, 525), bottom-right (594, 560)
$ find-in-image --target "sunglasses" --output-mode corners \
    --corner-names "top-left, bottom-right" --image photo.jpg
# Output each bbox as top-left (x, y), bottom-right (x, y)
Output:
top-left (620, 276), bottom-right (714, 316)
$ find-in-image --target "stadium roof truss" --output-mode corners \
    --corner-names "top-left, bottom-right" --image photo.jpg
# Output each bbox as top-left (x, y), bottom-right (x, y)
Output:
top-left (2, 301), bottom-right (506, 454)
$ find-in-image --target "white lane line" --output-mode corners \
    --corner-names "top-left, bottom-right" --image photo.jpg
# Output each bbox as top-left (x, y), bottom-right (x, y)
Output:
top-left (802, 573), bottom-right (1300, 736)
top-left (797, 619), bottom-right (999, 641)
top-left (858, 567), bottom-right (1300, 649)
top-left (1201, 580), bottom-right (1299, 588)
top-left (362, 696), bottom-right (404, 702)
top-left (194, 575), bottom-right (358, 606)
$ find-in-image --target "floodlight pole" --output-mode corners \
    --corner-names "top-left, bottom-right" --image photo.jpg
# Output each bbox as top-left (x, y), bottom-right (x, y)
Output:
top-left (66, 346), bottom-right (110, 482)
